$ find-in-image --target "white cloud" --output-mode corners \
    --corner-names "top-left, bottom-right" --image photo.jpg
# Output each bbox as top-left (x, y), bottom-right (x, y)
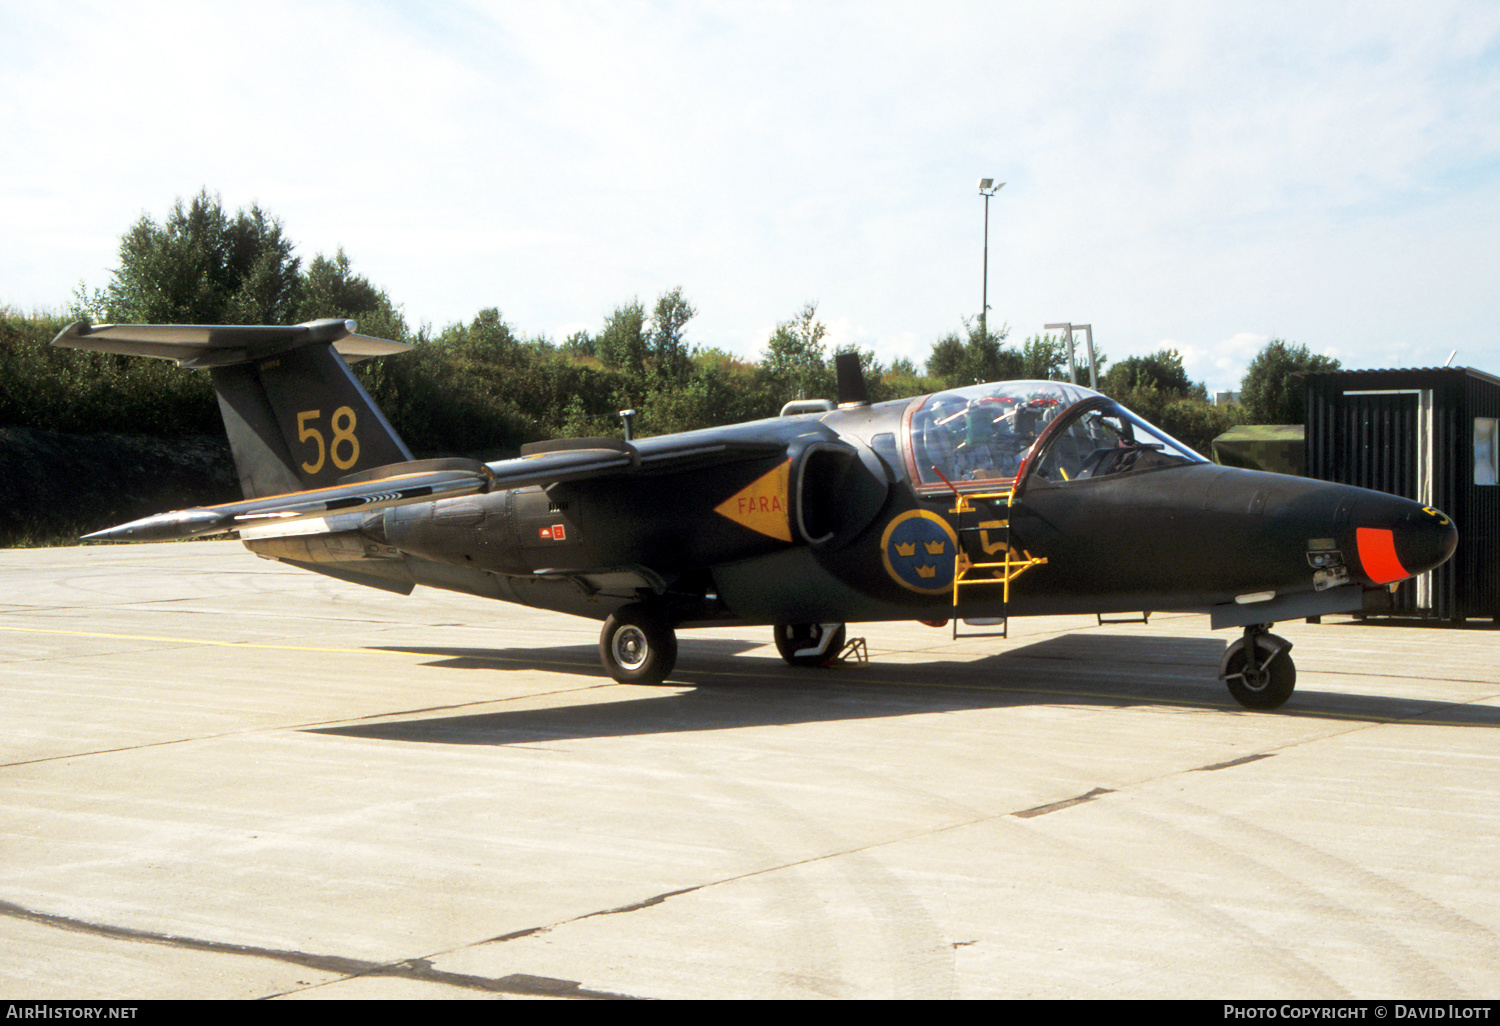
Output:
top-left (4, 0), bottom-right (1500, 398)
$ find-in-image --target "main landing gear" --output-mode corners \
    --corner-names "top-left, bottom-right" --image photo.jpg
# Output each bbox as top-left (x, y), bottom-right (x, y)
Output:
top-left (597, 610), bottom-right (852, 684)
top-left (599, 603), bottom-right (677, 685)
top-left (1220, 623), bottom-right (1296, 710)
top-left (773, 622), bottom-right (847, 667)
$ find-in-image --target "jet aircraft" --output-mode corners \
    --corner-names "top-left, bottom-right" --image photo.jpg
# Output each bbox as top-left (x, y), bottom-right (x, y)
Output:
top-left (53, 318), bottom-right (1457, 710)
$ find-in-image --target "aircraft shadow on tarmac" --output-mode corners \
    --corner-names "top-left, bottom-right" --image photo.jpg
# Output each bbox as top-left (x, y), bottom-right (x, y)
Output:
top-left (309, 634), bottom-right (1500, 747)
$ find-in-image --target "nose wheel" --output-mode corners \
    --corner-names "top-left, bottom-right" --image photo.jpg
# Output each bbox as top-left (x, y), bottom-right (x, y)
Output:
top-left (599, 604), bottom-right (677, 685)
top-left (1220, 624), bottom-right (1296, 709)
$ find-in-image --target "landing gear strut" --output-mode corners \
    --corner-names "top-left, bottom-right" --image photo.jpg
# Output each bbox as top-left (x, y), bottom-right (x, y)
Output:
top-left (1220, 623), bottom-right (1296, 710)
top-left (599, 603), bottom-right (677, 685)
top-left (773, 622), bottom-right (846, 667)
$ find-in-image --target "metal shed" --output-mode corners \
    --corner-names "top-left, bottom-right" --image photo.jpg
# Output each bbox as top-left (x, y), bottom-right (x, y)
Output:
top-left (1304, 366), bottom-right (1500, 621)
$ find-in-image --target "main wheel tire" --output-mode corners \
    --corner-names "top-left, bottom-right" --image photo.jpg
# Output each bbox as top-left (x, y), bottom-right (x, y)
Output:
top-left (1222, 635), bottom-right (1296, 710)
top-left (599, 605), bottom-right (677, 685)
top-left (773, 622), bottom-right (847, 667)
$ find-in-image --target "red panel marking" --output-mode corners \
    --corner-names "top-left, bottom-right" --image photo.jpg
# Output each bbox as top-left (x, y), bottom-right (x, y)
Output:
top-left (552, 523), bottom-right (566, 541)
top-left (538, 527), bottom-right (552, 540)
top-left (1357, 527), bottom-right (1408, 585)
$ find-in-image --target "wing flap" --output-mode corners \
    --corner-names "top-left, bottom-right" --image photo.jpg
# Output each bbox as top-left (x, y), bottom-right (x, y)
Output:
top-left (84, 465), bottom-right (494, 542)
top-left (633, 438), bottom-right (789, 474)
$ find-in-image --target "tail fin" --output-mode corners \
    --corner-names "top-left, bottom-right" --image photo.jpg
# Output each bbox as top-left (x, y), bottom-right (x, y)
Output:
top-left (53, 318), bottom-right (413, 498)
top-left (209, 340), bottom-right (413, 497)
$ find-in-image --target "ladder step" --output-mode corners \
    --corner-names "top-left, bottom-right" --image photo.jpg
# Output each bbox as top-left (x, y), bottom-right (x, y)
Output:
top-left (1097, 612), bottom-right (1151, 625)
top-left (952, 616), bottom-right (1008, 640)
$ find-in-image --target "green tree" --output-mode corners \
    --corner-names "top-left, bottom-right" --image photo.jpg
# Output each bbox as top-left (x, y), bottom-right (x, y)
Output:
top-left (1017, 333), bottom-right (1070, 381)
top-left (1240, 339), bottom-right (1340, 424)
top-left (880, 356), bottom-right (932, 401)
top-left (640, 360), bottom-right (738, 435)
top-left (1100, 348), bottom-right (1197, 398)
top-left (596, 300), bottom-right (648, 376)
top-left (1154, 397), bottom-right (1240, 458)
top-left (297, 248), bottom-right (409, 342)
top-left (461, 307), bottom-right (523, 367)
top-left (926, 320), bottom-right (1018, 388)
top-left (1092, 346), bottom-right (1239, 457)
top-left (925, 333), bottom-right (965, 384)
top-left (888, 356), bottom-right (918, 378)
top-left (1099, 378), bottom-right (1240, 458)
top-left (760, 302), bottom-right (833, 402)
top-left (561, 330), bottom-right (596, 359)
top-left (102, 190), bottom-right (301, 324)
top-left (646, 286), bottom-right (696, 385)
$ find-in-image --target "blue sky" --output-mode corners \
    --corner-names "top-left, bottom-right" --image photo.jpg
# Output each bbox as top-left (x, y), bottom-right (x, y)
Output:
top-left (4, 1), bottom-right (1499, 394)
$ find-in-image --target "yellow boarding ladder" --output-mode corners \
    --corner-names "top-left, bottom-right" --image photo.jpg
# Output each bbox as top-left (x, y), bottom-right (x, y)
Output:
top-left (949, 486), bottom-right (1048, 639)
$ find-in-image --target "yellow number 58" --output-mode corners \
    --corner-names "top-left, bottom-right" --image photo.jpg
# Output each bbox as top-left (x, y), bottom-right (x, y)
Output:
top-left (297, 407), bottom-right (360, 475)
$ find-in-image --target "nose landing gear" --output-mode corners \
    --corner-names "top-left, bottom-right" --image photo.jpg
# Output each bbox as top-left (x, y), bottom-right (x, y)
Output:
top-left (1221, 623), bottom-right (1296, 709)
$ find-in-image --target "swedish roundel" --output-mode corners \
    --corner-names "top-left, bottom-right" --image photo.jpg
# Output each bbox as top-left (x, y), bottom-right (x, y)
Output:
top-left (880, 510), bottom-right (959, 595)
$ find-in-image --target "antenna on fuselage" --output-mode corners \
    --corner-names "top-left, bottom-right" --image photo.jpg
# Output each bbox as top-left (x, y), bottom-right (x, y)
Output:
top-left (834, 352), bottom-right (870, 408)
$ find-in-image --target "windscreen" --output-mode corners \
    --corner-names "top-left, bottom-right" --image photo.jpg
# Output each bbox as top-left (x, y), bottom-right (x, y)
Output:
top-left (1027, 398), bottom-right (1206, 484)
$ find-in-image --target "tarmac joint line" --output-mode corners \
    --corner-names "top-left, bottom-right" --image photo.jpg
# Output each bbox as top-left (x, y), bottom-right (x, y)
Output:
top-left (0, 898), bottom-right (638, 1000)
top-left (1012, 786), bottom-right (1115, 819)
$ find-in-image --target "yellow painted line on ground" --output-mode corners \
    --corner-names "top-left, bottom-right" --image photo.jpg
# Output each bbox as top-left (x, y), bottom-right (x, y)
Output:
top-left (0, 623), bottom-right (377, 655)
top-left (0, 622), bottom-right (609, 672)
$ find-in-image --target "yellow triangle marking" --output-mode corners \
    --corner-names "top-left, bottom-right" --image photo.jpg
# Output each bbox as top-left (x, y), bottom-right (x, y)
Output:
top-left (714, 460), bottom-right (792, 542)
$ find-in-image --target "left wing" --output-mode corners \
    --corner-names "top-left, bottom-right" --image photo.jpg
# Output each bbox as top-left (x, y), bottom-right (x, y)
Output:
top-left (84, 458), bottom-right (502, 542)
top-left (84, 434), bottom-right (789, 542)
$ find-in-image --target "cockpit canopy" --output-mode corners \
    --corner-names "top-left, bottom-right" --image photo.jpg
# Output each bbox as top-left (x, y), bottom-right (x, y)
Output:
top-left (905, 380), bottom-right (1205, 492)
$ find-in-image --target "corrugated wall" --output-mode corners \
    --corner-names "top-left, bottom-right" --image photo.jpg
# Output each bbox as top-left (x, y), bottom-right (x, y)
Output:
top-left (1305, 367), bottom-right (1500, 621)
top-left (1462, 373), bottom-right (1500, 618)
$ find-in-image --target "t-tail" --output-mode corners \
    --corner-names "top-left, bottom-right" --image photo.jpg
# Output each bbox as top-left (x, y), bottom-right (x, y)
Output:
top-left (53, 318), bottom-right (414, 498)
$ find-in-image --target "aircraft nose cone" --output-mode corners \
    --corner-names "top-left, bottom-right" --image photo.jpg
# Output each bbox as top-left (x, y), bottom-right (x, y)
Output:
top-left (1355, 502), bottom-right (1457, 585)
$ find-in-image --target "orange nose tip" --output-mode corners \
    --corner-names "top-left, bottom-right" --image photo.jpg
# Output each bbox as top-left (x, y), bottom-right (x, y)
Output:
top-left (1356, 527), bottom-right (1408, 585)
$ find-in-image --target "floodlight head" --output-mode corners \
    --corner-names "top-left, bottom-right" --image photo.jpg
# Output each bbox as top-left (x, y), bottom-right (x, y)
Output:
top-left (978, 178), bottom-right (994, 190)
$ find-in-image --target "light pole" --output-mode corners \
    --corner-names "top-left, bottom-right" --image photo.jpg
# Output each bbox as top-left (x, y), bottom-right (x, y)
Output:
top-left (978, 179), bottom-right (1004, 341)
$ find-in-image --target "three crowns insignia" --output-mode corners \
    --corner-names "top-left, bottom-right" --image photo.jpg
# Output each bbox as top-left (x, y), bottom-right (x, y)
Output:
top-left (895, 539), bottom-right (949, 557)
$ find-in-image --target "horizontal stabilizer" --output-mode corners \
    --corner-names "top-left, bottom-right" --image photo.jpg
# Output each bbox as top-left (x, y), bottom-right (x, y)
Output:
top-left (51, 318), bottom-right (410, 367)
